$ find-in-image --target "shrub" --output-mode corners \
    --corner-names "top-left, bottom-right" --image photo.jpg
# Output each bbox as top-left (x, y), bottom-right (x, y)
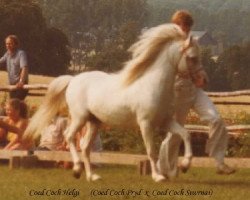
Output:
top-left (227, 131), bottom-right (250, 157)
top-left (100, 128), bottom-right (164, 154)
top-left (226, 111), bottom-right (250, 157)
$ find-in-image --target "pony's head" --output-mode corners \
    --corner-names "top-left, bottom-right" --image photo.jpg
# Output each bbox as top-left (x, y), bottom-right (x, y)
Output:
top-left (177, 36), bottom-right (202, 79)
top-left (122, 23), bottom-right (186, 86)
top-left (122, 23), bottom-right (202, 86)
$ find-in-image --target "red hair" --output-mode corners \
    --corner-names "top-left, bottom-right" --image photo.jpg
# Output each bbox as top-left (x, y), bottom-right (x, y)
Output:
top-left (171, 10), bottom-right (194, 28)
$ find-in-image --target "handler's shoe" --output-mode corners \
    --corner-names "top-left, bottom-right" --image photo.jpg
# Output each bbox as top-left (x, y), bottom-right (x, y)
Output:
top-left (216, 164), bottom-right (236, 175)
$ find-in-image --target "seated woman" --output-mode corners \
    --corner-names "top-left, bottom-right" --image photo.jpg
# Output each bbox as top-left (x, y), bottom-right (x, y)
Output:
top-left (37, 110), bottom-right (102, 152)
top-left (0, 98), bottom-right (29, 150)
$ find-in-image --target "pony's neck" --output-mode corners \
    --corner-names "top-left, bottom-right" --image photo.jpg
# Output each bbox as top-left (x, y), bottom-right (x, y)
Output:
top-left (135, 43), bottom-right (179, 103)
top-left (151, 57), bottom-right (176, 97)
top-left (120, 39), bottom-right (183, 97)
top-left (149, 42), bottom-right (181, 93)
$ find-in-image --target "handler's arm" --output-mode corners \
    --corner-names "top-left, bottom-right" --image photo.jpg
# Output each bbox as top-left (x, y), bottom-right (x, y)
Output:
top-left (192, 69), bottom-right (209, 88)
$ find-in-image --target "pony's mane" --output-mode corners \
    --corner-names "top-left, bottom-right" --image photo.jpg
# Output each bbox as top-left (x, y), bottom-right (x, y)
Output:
top-left (122, 23), bottom-right (185, 86)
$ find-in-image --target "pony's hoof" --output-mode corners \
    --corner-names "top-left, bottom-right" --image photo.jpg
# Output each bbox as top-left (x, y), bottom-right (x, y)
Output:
top-left (72, 162), bottom-right (82, 179)
top-left (153, 174), bottom-right (166, 182)
top-left (87, 174), bottom-right (102, 182)
top-left (92, 174), bottom-right (102, 181)
top-left (179, 165), bottom-right (189, 173)
top-left (73, 171), bottom-right (81, 179)
top-left (180, 157), bottom-right (191, 173)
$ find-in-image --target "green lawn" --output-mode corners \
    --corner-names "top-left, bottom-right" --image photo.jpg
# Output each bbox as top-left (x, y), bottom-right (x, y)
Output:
top-left (0, 165), bottom-right (249, 200)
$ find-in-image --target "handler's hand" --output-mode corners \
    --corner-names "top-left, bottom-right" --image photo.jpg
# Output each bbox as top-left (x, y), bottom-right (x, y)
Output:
top-left (16, 81), bottom-right (24, 88)
top-left (192, 70), bottom-right (209, 88)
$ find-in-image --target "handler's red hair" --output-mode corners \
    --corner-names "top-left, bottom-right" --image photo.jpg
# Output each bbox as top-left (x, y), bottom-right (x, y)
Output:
top-left (171, 10), bottom-right (194, 28)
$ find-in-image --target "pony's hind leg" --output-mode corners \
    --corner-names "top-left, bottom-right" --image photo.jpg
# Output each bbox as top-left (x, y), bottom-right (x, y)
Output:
top-left (139, 120), bottom-right (166, 182)
top-left (79, 121), bottom-right (101, 181)
top-left (64, 117), bottom-right (86, 179)
top-left (169, 120), bottom-right (192, 173)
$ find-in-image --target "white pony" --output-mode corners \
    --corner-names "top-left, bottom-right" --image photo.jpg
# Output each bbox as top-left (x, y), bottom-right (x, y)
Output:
top-left (24, 23), bottom-right (202, 182)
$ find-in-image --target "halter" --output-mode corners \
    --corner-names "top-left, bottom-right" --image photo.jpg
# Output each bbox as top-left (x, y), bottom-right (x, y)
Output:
top-left (176, 45), bottom-right (191, 79)
top-left (176, 41), bottom-right (203, 80)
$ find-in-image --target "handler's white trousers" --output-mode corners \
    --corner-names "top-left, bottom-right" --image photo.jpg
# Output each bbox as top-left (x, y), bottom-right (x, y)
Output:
top-left (158, 86), bottom-right (228, 177)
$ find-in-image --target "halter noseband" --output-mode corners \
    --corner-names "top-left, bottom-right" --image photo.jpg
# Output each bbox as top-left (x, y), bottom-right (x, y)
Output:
top-left (177, 43), bottom-right (202, 80)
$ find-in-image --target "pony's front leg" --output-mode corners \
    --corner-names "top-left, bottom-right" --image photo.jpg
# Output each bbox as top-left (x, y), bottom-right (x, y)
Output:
top-left (139, 120), bottom-right (166, 182)
top-left (64, 120), bottom-right (84, 179)
top-left (169, 120), bottom-right (192, 172)
top-left (79, 121), bottom-right (101, 181)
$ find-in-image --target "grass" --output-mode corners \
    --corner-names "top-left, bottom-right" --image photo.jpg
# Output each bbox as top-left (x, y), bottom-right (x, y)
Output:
top-left (0, 165), bottom-right (249, 200)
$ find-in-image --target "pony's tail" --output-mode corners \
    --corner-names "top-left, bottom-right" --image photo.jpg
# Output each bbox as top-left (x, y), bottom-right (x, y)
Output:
top-left (23, 75), bottom-right (73, 141)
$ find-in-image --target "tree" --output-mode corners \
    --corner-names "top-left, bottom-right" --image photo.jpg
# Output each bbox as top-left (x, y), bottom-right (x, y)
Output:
top-left (217, 43), bottom-right (250, 90)
top-left (39, 27), bottom-right (71, 75)
top-left (147, 0), bottom-right (250, 44)
top-left (201, 48), bottom-right (230, 91)
top-left (39, 0), bottom-right (148, 72)
top-left (0, 0), bottom-right (70, 76)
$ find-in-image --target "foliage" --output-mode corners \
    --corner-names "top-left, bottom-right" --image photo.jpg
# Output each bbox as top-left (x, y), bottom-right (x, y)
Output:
top-left (201, 48), bottom-right (230, 91)
top-left (84, 21), bottom-right (141, 71)
top-left (147, 0), bottom-right (250, 44)
top-left (0, 0), bottom-right (70, 76)
top-left (38, 0), bottom-right (148, 72)
top-left (39, 27), bottom-right (71, 75)
top-left (227, 111), bottom-right (250, 125)
top-left (228, 132), bottom-right (250, 157)
top-left (198, 42), bottom-right (250, 91)
top-left (100, 128), bottom-right (164, 154)
top-left (226, 112), bottom-right (250, 157)
top-left (37, 0), bottom-right (250, 89)
top-left (145, 0), bottom-right (250, 91)
top-left (217, 43), bottom-right (250, 90)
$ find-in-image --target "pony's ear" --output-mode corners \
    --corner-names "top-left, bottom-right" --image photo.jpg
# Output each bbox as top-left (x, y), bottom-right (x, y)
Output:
top-left (187, 36), bottom-right (193, 46)
top-left (181, 36), bottom-right (193, 53)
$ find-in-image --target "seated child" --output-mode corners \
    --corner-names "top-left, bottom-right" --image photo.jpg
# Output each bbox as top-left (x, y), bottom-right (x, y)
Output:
top-left (0, 98), bottom-right (29, 150)
top-left (36, 116), bottom-right (68, 151)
